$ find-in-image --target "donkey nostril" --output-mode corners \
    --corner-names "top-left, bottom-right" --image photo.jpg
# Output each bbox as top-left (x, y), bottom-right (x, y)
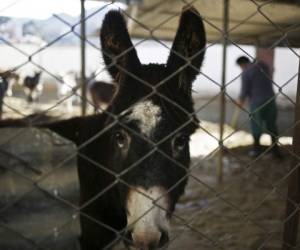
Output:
top-left (132, 232), bottom-right (163, 250)
top-left (158, 230), bottom-right (169, 248)
top-left (124, 230), bottom-right (134, 246)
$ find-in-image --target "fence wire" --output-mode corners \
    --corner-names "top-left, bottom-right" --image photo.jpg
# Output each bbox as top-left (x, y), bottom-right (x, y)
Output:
top-left (0, 0), bottom-right (299, 250)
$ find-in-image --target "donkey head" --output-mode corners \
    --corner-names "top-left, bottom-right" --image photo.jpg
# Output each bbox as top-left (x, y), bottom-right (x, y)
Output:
top-left (101, 6), bottom-right (206, 249)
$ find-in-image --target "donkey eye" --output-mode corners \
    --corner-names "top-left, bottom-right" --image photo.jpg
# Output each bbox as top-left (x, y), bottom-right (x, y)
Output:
top-left (173, 135), bottom-right (188, 151)
top-left (115, 131), bottom-right (127, 148)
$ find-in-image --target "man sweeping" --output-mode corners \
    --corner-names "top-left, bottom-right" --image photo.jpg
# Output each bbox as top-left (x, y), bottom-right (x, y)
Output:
top-left (236, 56), bottom-right (282, 158)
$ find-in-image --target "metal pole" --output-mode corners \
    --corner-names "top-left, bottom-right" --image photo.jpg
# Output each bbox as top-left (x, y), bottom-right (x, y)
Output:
top-left (282, 60), bottom-right (300, 250)
top-left (80, 0), bottom-right (87, 116)
top-left (217, 0), bottom-right (229, 183)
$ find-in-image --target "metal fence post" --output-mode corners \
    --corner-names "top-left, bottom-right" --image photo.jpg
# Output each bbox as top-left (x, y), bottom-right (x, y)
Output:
top-left (217, 0), bottom-right (229, 183)
top-left (282, 60), bottom-right (300, 250)
top-left (80, 0), bottom-right (87, 116)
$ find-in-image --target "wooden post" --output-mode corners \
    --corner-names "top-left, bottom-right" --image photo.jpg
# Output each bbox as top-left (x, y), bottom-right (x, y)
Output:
top-left (282, 60), bottom-right (300, 250)
top-left (80, 0), bottom-right (87, 116)
top-left (217, 0), bottom-right (229, 183)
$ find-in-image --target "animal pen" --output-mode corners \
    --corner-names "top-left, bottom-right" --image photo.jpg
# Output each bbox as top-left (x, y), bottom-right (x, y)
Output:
top-left (0, 0), bottom-right (300, 249)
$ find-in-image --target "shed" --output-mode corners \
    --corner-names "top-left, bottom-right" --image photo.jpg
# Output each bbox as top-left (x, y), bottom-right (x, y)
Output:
top-left (123, 0), bottom-right (300, 47)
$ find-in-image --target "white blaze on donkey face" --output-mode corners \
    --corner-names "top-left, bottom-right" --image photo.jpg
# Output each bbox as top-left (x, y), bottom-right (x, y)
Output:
top-left (126, 187), bottom-right (170, 248)
top-left (127, 100), bottom-right (162, 137)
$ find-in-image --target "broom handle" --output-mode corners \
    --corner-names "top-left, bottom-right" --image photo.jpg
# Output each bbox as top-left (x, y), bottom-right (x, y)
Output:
top-left (230, 106), bottom-right (240, 129)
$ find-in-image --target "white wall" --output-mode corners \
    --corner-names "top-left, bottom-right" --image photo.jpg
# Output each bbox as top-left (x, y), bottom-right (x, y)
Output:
top-left (0, 41), bottom-right (298, 102)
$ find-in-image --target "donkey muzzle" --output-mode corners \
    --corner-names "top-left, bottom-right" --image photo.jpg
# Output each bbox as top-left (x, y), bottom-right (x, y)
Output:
top-left (126, 186), bottom-right (170, 249)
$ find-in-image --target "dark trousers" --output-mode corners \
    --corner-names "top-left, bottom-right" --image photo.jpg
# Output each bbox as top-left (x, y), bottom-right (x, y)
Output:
top-left (250, 99), bottom-right (278, 146)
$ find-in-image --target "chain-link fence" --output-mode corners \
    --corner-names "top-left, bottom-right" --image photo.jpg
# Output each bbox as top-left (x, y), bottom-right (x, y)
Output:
top-left (0, 0), bottom-right (300, 249)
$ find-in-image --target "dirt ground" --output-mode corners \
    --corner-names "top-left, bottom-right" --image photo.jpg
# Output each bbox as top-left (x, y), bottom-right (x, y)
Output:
top-left (0, 95), bottom-right (298, 250)
top-left (169, 146), bottom-right (296, 250)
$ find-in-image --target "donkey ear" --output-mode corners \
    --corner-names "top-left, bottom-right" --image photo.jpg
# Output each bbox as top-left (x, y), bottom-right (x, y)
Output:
top-left (166, 7), bottom-right (206, 92)
top-left (100, 10), bottom-right (141, 83)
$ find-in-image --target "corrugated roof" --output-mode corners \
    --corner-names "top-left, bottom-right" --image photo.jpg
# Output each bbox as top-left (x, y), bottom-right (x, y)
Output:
top-left (122, 0), bottom-right (300, 47)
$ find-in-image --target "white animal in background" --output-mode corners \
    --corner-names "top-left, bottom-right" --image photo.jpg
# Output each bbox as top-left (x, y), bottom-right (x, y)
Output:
top-left (58, 71), bottom-right (80, 112)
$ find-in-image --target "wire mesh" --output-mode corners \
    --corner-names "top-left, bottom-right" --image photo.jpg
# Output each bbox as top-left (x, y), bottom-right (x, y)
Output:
top-left (0, 0), bottom-right (299, 249)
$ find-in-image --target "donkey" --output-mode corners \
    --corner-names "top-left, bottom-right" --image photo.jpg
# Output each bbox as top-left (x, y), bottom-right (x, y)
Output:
top-left (0, 70), bottom-right (20, 119)
top-left (0, 7), bottom-right (206, 250)
top-left (88, 80), bottom-right (116, 112)
top-left (0, 70), bottom-right (20, 97)
top-left (0, 76), bottom-right (8, 119)
top-left (23, 71), bottom-right (42, 102)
